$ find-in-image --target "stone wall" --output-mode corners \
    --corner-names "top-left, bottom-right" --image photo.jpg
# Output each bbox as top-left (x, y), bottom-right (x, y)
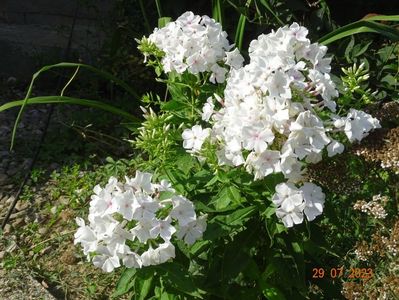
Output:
top-left (0, 0), bottom-right (112, 79)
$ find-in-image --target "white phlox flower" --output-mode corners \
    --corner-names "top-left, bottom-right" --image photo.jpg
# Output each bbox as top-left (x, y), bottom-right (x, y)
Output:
top-left (173, 19), bottom-right (380, 228)
top-left (176, 214), bottom-right (208, 245)
top-left (341, 109), bottom-right (381, 142)
top-left (182, 125), bottom-right (210, 152)
top-left (273, 182), bottom-right (325, 227)
top-left (300, 182), bottom-right (325, 221)
top-left (74, 171), bottom-right (206, 272)
top-left (146, 11), bottom-right (242, 83)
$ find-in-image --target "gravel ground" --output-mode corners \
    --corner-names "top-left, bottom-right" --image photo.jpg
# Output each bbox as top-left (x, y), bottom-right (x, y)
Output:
top-left (0, 269), bottom-right (56, 300)
top-left (0, 83), bottom-right (58, 299)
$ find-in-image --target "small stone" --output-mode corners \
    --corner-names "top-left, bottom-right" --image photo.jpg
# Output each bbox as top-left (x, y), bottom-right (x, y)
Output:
top-left (3, 224), bottom-right (11, 234)
top-left (5, 240), bottom-right (16, 252)
top-left (3, 184), bottom-right (14, 190)
top-left (12, 217), bottom-right (25, 227)
top-left (59, 196), bottom-right (69, 205)
top-left (15, 201), bottom-right (29, 211)
top-left (60, 248), bottom-right (78, 265)
top-left (40, 246), bottom-right (51, 255)
top-left (0, 251), bottom-right (4, 260)
top-left (59, 209), bottom-right (73, 222)
top-left (10, 210), bottom-right (25, 220)
top-left (50, 206), bottom-right (57, 215)
top-left (41, 281), bottom-right (49, 289)
top-left (24, 215), bottom-right (34, 224)
top-left (38, 228), bottom-right (48, 235)
top-left (6, 196), bottom-right (15, 204)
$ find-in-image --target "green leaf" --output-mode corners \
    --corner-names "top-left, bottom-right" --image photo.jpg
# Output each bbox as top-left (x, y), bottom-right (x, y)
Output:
top-left (352, 40), bottom-right (373, 57)
top-left (189, 240), bottom-right (211, 256)
top-left (195, 201), bottom-right (239, 213)
top-left (158, 17), bottom-right (172, 28)
top-left (175, 154), bottom-right (195, 175)
top-left (135, 275), bottom-right (153, 300)
top-left (364, 14), bottom-right (399, 22)
top-left (161, 99), bottom-right (188, 112)
top-left (319, 19), bottom-right (399, 45)
top-left (203, 206), bottom-right (256, 240)
top-left (224, 205), bottom-right (256, 226)
top-left (265, 217), bottom-right (287, 246)
top-left (158, 263), bottom-right (204, 298)
top-left (344, 36), bottom-right (355, 61)
top-left (211, 186), bottom-right (241, 210)
top-left (0, 96), bottom-right (140, 122)
top-left (112, 268), bottom-right (136, 298)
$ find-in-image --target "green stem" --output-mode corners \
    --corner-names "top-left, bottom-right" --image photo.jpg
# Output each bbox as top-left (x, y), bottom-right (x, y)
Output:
top-left (155, 0), bottom-right (163, 18)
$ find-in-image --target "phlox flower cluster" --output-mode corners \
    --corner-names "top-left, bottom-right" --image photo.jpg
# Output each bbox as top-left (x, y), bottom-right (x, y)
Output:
top-left (147, 11), bottom-right (244, 83)
top-left (74, 171), bottom-right (206, 272)
top-left (181, 22), bottom-right (380, 227)
top-left (272, 182), bottom-right (325, 227)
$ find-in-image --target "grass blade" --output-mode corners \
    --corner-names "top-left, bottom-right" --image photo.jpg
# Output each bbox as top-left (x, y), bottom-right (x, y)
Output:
top-left (258, 0), bottom-right (284, 26)
top-left (363, 15), bottom-right (399, 22)
top-left (9, 62), bottom-right (140, 150)
top-left (0, 96), bottom-right (141, 122)
top-left (138, 0), bottom-right (151, 33)
top-left (235, 14), bottom-right (247, 50)
top-left (319, 19), bottom-right (399, 45)
top-left (41, 62), bottom-right (140, 99)
top-left (212, 0), bottom-right (223, 26)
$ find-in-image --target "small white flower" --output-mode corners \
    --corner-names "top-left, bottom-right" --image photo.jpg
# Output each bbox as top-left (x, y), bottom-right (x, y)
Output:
top-left (141, 242), bottom-right (175, 266)
top-left (300, 182), bottom-right (325, 221)
top-left (170, 195), bottom-right (197, 226)
top-left (115, 190), bottom-right (135, 221)
top-left (126, 171), bottom-right (154, 194)
top-left (201, 97), bottom-right (215, 122)
top-left (327, 140), bottom-right (344, 157)
top-left (132, 193), bottom-right (160, 221)
top-left (273, 182), bottom-right (305, 228)
top-left (131, 219), bottom-right (155, 243)
top-left (92, 246), bottom-right (121, 273)
top-left (342, 109), bottom-right (381, 142)
top-left (210, 64), bottom-right (227, 83)
top-left (225, 48), bottom-right (244, 69)
top-left (150, 217), bottom-right (177, 241)
top-left (176, 214), bottom-right (207, 245)
top-left (182, 125), bottom-right (210, 151)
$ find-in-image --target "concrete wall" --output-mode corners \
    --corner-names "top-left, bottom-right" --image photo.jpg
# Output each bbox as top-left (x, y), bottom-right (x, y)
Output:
top-left (0, 0), bottom-right (112, 79)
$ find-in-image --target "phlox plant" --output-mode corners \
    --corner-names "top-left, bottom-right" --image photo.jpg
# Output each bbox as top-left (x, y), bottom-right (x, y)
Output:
top-left (3, 8), bottom-right (395, 300)
top-left (74, 12), bottom-right (382, 299)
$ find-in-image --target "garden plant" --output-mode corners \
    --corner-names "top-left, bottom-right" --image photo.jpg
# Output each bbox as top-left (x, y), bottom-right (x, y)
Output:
top-left (0, 1), bottom-right (398, 299)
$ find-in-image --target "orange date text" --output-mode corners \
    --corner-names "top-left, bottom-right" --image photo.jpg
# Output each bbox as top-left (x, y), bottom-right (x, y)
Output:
top-left (312, 267), bottom-right (373, 279)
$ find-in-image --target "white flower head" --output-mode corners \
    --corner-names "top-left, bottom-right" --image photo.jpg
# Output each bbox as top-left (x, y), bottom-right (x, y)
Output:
top-left (75, 172), bottom-right (205, 272)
